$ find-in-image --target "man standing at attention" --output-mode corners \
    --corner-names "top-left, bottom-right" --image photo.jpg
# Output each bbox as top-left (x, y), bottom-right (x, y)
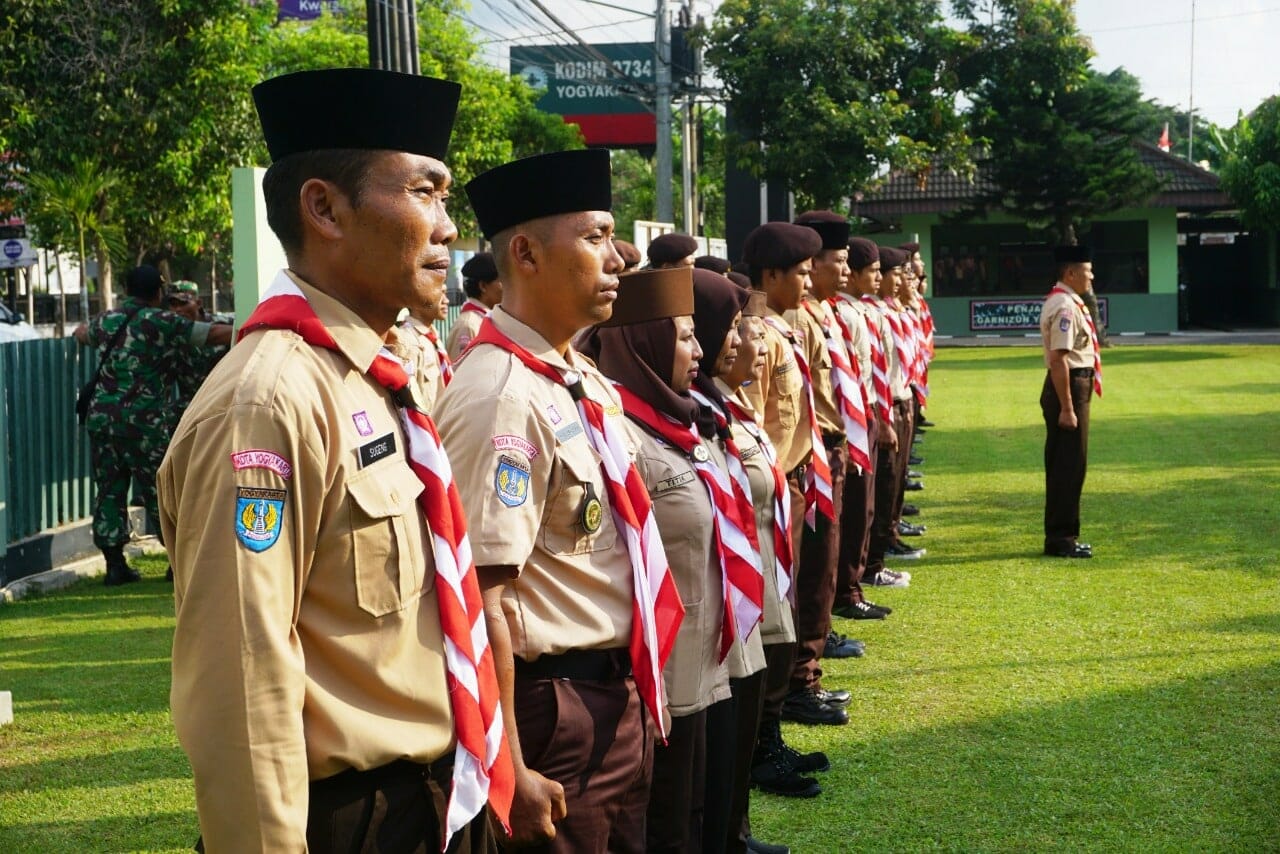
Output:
top-left (158, 68), bottom-right (510, 852)
top-left (436, 149), bottom-right (683, 852)
top-left (1040, 244), bottom-right (1101, 559)
top-left (446, 251), bottom-right (501, 360)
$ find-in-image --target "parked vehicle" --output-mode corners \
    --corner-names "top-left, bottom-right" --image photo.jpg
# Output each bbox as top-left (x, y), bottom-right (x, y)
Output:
top-left (0, 302), bottom-right (41, 342)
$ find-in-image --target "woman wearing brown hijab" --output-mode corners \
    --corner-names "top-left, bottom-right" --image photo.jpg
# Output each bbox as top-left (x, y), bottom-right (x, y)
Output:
top-left (588, 266), bottom-right (756, 853)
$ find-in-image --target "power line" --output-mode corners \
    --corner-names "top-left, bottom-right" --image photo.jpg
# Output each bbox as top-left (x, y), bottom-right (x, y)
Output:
top-left (1090, 5), bottom-right (1280, 34)
top-left (476, 14), bottom-right (652, 45)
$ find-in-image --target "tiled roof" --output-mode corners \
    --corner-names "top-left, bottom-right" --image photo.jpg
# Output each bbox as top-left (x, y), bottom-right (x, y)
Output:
top-left (857, 140), bottom-right (1230, 218)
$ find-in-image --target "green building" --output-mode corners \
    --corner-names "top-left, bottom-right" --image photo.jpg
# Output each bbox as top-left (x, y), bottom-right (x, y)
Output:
top-left (855, 143), bottom-right (1253, 336)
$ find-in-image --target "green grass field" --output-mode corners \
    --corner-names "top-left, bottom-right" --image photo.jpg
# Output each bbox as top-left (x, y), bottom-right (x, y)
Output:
top-left (2, 344), bottom-right (1278, 852)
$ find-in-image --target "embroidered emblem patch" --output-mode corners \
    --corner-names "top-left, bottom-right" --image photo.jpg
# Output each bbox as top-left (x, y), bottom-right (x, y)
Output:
top-left (230, 450), bottom-right (293, 480)
top-left (547, 404), bottom-right (563, 425)
top-left (352, 411), bottom-right (374, 436)
top-left (581, 483), bottom-right (603, 533)
top-left (495, 454), bottom-right (532, 507)
top-left (235, 487), bottom-right (286, 552)
top-left (691, 444), bottom-right (711, 463)
top-left (492, 435), bottom-right (540, 459)
top-left (1059, 316), bottom-right (1071, 332)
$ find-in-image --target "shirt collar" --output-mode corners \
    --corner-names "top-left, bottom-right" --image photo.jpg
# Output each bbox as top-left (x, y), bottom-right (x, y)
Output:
top-left (281, 270), bottom-right (386, 374)
top-left (489, 305), bottom-right (593, 374)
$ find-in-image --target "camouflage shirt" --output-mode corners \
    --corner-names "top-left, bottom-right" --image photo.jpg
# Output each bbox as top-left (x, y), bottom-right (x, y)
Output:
top-left (86, 297), bottom-right (212, 438)
top-left (171, 311), bottom-right (233, 427)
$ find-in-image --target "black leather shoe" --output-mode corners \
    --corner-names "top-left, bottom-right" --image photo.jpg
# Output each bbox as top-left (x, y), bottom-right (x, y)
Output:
top-left (747, 836), bottom-right (791, 854)
top-left (751, 721), bottom-right (825, 795)
top-left (164, 565), bottom-right (174, 582)
top-left (834, 601), bottom-right (887, 620)
top-left (1045, 542), bottom-right (1093, 558)
top-left (886, 541), bottom-right (926, 560)
top-left (920, 418), bottom-right (936, 427)
top-left (102, 546), bottom-right (141, 587)
top-left (909, 455), bottom-right (924, 465)
top-left (824, 630), bottom-right (866, 657)
top-left (817, 687), bottom-right (851, 707)
top-left (904, 479), bottom-right (924, 491)
top-left (782, 688), bottom-right (849, 725)
top-left (898, 520), bottom-right (926, 537)
top-left (762, 719), bottom-right (831, 774)
top-left (908, 469), bottom-right (924, 479)
top-left (902, 503), bottom-right (920, 516)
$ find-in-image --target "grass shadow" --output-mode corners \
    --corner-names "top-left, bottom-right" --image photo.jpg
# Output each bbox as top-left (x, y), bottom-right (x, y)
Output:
top-left (0, 746), bottom-right (189, 797)
top-left (0, 811), bottom-right (198, 853)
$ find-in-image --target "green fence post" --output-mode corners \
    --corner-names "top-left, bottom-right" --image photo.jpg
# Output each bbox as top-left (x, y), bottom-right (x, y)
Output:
top-left (0, 344), bottom-right (10, 571)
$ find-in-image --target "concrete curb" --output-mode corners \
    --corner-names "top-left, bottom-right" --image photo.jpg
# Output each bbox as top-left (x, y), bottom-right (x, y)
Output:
top-left (0, 539), bottom-right (168, 604)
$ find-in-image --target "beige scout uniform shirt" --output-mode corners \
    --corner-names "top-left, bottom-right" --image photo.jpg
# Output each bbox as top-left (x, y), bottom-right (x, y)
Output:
top-left (1040, 287), bottom-right (1096, 369)
top-left (445, 299), bottom-right (487, 362)
top-left (434, 307), bottom-right (633, 660)
top-left (867, 296), bottom-right (908, 401)
top-left (834, 293), bottom-right (875, 403)
top-left (743, 307), bottom-right (812, 475)
top-left (404, 318), bottom-right (445, 413)
top-left (632, 427), bottom-right (732, 716)
top-left (718, 380), bottom-right (790, 660)
top-left (785, 297), bottom-right (842, 437)
top-left (158, 275), bottom-right (452, 853)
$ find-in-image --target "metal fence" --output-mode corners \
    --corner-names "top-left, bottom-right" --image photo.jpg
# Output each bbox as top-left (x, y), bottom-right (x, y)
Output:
top-left (0, 338), bottom-right (97, 553)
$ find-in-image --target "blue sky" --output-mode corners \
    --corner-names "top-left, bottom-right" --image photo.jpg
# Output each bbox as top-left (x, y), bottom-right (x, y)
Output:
top-left (463, 0), bottom-right (1279, 128)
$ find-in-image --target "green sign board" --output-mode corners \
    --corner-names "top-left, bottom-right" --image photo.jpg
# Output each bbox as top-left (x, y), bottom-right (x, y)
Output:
top-left (510, 42), bottom-right (654, 116)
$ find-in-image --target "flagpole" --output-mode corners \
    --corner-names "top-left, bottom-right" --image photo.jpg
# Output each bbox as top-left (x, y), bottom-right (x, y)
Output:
top-left (1188, 0), bottom-right (1196, 162)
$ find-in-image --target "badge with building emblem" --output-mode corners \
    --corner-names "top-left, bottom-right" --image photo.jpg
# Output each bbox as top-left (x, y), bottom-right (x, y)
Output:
top-left (581, 483), bottom-right (603, 533)
top-left (495, 454), bottom-right (531, 507)
top-left (235, 487), bottom-right (286, 552)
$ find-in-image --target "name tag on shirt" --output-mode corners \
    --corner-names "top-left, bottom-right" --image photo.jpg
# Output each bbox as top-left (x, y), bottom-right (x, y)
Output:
top-left (653, 471), bottom-right (695, 495)
top-left (740, 445), bottom-right (762, 461)
top-left (358, 433), bottom-right (396, 469)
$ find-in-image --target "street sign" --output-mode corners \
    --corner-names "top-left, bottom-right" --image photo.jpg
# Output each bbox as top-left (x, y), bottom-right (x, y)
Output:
top-left (0, 238), bottom-right (36, 269)
top-left (511, 43), bottom-right (657, 147)
top-left (3, 240), bottom-right (21, 260)
top-left (0, 224), bottom-right (25, 240)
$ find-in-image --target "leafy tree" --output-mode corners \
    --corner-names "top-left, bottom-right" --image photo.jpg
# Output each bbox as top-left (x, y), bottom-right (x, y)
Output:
top-left (953, 0), bottom-right (1162, 245)
top-left (1099, 67), bottom-right (1224, 171)
top-left (1220, 96), bottom-right (1280, 232)
top-left (703, 0), bottom-right (973, 210)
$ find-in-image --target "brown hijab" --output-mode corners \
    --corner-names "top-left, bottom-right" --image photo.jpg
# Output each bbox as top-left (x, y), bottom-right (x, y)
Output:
top-left (588, 319), bottom-right (699, 428)
top-left (691, 269), bottom-right (751, 437)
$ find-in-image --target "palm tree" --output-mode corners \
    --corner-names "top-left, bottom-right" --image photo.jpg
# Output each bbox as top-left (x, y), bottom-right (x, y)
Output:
top-left (25, 157), bottom-right (124, 334)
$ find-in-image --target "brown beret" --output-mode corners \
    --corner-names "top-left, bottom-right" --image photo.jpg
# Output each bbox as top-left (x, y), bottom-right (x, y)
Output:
top-left (465, 149), bottom-right (611, 240)
top-left (614, 238), bottom-right (642, 269)
top-left (847, 237), bottom-right (880, 270)
top-left (727, 271), bottom-right (751, 289)
top-left (795, 210), bottom-right (851, 250)
top-left (742, 290), bottom-right (768, 317)
top-left (693, 255), bottom-right (732, 275)
top-left (647, 233), bottom-right (699, 266)
top-left (742, 222), bottom-right (823, 272)
top-left (1053, 244), bottom-right (1093, 264)
top-left (899, 241), bottom-right (921, 254)
top-left (600, 267), bottom-right (694, 327)
top-left (878, 245), bottom-right (909, 271)
top-left (460, 251), bottom-right (497, 283)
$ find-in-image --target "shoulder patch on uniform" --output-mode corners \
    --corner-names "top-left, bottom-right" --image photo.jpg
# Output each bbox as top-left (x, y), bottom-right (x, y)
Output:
top-left (653, 471), bottom-right (696, 495)
top-left (1058, 315), bottom-right (1071, 332)
top-left (230, 450), bottom-right (293, 480)
top-left (495, 454), bottom-right (531, 507)
top-left (236, 487), bottom-right (286, 552)
top-left (492, 434), bottom-right (540, 459)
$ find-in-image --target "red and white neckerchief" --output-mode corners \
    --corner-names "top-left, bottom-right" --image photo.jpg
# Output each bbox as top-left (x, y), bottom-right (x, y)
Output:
top-left (460, 298), bottom-right (488, 317)
top-left (859, 295), bottom-right (895, 425)
top-left (622, 386), bottom-right (764, 658)
top-left (883, 299), bottom-right (913, 388)
top-left (240, 273), bottom-right (512, 848)
top-left (722, 392), bottom-right (793, 603)
top-left (1050, 284), bottom-right (1103, 397)
top-left (468, 318), bottom-right (683, 738)
top-left (422, 324), bottom-right (454, 386)
top-left (803, 301), bottom-right (873, 476)
top-left (903, 308), bottom-right (928, 405)
top-left (828, 297), bottom-right (875, 475)
top-left (919, 297), bottom-right (936, 358)
top-left (762, 315), bottom-right (833, 529)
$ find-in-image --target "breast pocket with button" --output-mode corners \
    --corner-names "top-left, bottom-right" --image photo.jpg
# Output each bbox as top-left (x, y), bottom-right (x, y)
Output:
top-left (346, 463), bottom-right (429, 618)
top-left (774, 359), bottom-right (802, 431)
top-left (540, 448), bottom-right (618, 556)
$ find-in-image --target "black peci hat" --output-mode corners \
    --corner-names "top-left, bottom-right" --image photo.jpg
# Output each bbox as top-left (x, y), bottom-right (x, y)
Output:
top-left (742, 222), bottom-right (823, 272)
top-left (1053, 245), bottom-right (1093, 265)
top-left (253, 69), bottom-right (461, 163)
top-left (461, 251), bottom-right (498, 283)
top-left (466, 149), bottom-right (612, 240)
top-left (795, 210), bottom-right (851, 251)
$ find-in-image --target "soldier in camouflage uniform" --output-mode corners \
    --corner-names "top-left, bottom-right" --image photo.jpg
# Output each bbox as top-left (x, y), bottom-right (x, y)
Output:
top-left (166, 280), bottom-right (233, 428)
top-left (76, 266), bottom-right (233, 585)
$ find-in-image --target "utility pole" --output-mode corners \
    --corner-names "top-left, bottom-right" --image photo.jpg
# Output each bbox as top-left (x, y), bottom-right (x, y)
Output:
top-left (655, 0), bottom-right (674, 224)
top-left (1188, 0), bottom-right (1196, 162)
top-left (367, 0), bottom-right (418, 73)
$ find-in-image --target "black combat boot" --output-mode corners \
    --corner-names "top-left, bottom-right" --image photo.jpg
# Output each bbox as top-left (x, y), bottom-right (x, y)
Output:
top-left (102, 544), bottom-right (141, 586)
top-left (749, 720), bottom-right (822, 798)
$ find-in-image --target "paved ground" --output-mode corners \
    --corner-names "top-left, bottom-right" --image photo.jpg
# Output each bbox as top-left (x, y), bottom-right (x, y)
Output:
top-left (0, 537), bottom-right (166, 603)
top-left (939, 329), bottom-right (1280, 347)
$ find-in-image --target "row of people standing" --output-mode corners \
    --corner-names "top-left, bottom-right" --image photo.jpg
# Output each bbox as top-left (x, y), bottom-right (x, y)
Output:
top-left (159, 66), bottom-right (940, 854)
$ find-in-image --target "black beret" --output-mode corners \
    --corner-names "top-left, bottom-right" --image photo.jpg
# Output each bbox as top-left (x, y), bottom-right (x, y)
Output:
top-left (847, 237), bottom-right (880, 270)
top-left (601, 267), bottom-right (694, 327)
top-left (253, 69), bottom-right (461, 163)
top-left (648, 233), bottom-right (699, 265)
top-left (742, 222), bottom-right (823, 272)
top-left (878, 245), bottom-right (909, 271)
top-left (693, 255), bottom-right (732, 275)
top-left (795, 210), bottom-right (851, 251)
top-left (466, 149), bottom-right (612, 240)
top-left (460, 252), bottom-right (497, 283)
top-left (899, 241), bottom-right (921, 254)
top-left (614, 239), bottom-right (642, 269)
top-left (1053, 244), bottom-right (1093, 264)
top-left (126, 265), bottom-right (165, 294)
top-left (727, 271), bottom-right (751, 290)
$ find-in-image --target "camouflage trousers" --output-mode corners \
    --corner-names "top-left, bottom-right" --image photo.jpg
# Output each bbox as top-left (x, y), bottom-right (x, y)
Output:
top-left (89, 430), bottom-right (168, 549)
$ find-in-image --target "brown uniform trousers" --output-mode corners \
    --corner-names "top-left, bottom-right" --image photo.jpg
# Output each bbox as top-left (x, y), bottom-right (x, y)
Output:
top-left (1041, 370), bottom-right (1093, 551)
top-left (789, 437), bottom-right (847, 692)
top-left (868, 400), bottom-right (914, 571)
top-left (835, 426), bottom-right (877, 607)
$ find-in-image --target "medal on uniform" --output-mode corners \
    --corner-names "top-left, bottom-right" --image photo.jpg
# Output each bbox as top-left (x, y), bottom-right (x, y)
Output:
top-left (581, 482), bottom-right (603, 533)
top-left (692, 443), bottom-right (710, 463)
